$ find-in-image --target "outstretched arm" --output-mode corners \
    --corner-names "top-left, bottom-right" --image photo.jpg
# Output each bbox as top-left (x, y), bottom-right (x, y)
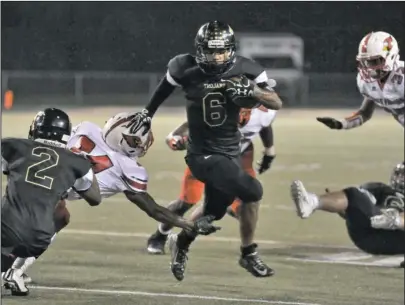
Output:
top-left (144, 75), bottom-right (177, 117)
top-left (317, 98), bottom-right (376, 130)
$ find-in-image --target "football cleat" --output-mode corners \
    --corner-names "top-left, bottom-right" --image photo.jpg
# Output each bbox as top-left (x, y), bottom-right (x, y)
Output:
top-left (22, 273), bottom-right (32, 284)
top-left (3, 269), bottom-right (29, 296)
top-left (147, 231), bottom-right (168, 255)
top-left (239, 251), bottom-right (275, 278)
top-left (168, 233), bottom-right (188, 281)
top-left (290, 180), bottom-right (318, 219)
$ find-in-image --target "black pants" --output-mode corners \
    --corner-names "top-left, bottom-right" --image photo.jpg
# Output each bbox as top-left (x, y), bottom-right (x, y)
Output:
top-left (185, 154), bottom-right (263, 220)
top-left (343, 187), bottom-right (405, 255)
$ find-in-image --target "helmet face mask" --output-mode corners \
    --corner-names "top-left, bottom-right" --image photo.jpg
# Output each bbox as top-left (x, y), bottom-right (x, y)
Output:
top-left (195, 21), bottom-right (237, 75)
top-left (390, 163), bottom-right (405, 195)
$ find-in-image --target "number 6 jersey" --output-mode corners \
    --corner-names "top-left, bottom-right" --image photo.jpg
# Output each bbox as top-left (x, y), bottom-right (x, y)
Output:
top-left (67, 121), bottom-right (148, 200)
top-left (167, 53), bottom-right (271, 157)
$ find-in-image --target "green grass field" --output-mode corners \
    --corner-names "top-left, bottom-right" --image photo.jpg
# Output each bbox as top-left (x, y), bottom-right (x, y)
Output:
top-left (1, 108), bottom-right (404, 305)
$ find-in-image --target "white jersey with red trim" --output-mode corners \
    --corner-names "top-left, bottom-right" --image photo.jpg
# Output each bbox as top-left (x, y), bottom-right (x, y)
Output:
top-left (239, 107), bottom-right (277, 152)
top-left (357, 60), bottom-right (404, 126)
top-left (66, 121), bottom-right (148, 200)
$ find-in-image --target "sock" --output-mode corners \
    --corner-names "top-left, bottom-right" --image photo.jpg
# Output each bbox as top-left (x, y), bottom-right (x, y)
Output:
top-left (309, 193), bottom-right (320, 210)
top-left (177, 230), bottom-right (197, 250)
top-left (11, 257), bottom-right (36, 274)
top-left (241, 243), bottom-right (258, 257)
top-left (158, 223), bottom-right (171, 235)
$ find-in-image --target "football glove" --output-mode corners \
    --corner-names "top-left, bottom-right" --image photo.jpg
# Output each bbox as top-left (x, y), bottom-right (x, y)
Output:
top-left (224, 75), bottom-right (254, 99)
top-left (135, 109), bottom-right (152, 125)
top-left (257, 154), bottom-right (276, 174)
top-left (193, 215), bottom-right (221, 235)
top-left (316, 117), bottom-right (343, 130)
top-left (370, 208), bottom-right (402, 230)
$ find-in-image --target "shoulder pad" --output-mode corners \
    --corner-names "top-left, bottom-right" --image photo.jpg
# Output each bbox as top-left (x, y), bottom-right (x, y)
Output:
top-left (235, 56), bottom-right (267, 83)
top-left (167, 54), bottom-right (195, 85)
top-left (119, 157), bottom-right (149, 193)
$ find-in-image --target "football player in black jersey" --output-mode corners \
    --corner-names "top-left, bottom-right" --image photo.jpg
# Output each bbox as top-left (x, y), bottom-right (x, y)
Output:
top-left (136, 21), bottom-right (283, 281)
top-left (1, 108), bottom-right (102, 295)
top-left (290, 163), bottom-right (404, 267)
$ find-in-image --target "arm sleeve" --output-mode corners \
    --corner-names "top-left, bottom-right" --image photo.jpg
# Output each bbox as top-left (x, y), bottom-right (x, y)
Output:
top-left (144, 55), bottom-right (186, 117)
top-left (73, 168), bottom-right (94, 191)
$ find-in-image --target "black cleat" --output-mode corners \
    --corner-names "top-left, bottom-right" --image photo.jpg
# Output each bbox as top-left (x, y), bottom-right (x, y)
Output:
top-left (400, 261), bottom-right (404, 268)
top-left (168, 234), bottom-right (188, 281)
top-left (147, 231), bottom-right (168, 255)
top-left (239, 251), bottom-right (275, 278)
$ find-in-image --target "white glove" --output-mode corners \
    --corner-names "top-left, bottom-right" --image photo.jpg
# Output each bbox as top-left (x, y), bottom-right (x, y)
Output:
top-left (370, 208), bottom-right (402, 230)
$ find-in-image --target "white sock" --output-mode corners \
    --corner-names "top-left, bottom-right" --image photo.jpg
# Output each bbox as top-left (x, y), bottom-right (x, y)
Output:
top-left (11, 257), bottom-right (36, 274)
top-left (309, 193), bottom-right (320, 210)
top-left (158, 223), bottom-right (171, 235)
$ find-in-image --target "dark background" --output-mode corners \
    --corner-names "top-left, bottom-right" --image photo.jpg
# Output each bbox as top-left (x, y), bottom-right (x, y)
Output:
top-left (2, 2), bottom-right (405, 73)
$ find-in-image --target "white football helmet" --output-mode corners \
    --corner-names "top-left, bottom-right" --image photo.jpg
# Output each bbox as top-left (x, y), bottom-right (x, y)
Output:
top-left (102, 112), bottom-right (154, 158)
top-left (356, 31), bottom-right (400, 80)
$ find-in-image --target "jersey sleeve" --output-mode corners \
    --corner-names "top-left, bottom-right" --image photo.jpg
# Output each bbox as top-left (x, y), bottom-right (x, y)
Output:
top-left (261, 109), bottom-right (277, 127)
top-left (121, 161), bottom-right (149, 193)
top-left (240, 57), bottom-right (269, 85)
top-left (167, 54), bottom-right (193, 87)
top-left (73, 168), bottom-right (94, 191)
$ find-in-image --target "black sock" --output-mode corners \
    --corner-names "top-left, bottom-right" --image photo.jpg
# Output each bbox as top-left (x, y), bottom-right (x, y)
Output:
top-left (241, 243), bottom-right (258, 257)
top-left (177, 230), bottom-right (197, 250)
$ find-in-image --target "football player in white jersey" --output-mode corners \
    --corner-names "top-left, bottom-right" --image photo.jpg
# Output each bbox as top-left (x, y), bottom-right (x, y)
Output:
top-left (10, 112), bottom-right (220, 286)
top-left (317, 31), bottom-right (404, 129)
top-left (147, 106), bottom-right (277, 254)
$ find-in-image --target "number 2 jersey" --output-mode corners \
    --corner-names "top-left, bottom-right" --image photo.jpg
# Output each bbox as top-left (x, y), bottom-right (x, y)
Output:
top-left (66, 121), bottom-right (148, 200)
top-left (357, 60), bottom-right (404, 126)
top-left (1, 138), bottom-right (92, 245)
top-left (167, 53), bottom-right (272, 157)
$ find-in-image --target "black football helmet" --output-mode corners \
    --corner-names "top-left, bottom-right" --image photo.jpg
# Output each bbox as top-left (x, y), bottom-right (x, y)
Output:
top-left (195, 21), bottom-right (237, 75)
top-left (28, 108), bottom-right (72, 144)
top-left (390, 162), bottom-right (404, 194)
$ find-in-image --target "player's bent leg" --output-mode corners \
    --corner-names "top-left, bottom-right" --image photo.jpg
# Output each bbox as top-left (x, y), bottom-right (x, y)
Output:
top-left (226, 146), bottom-right (256, 219)
top-left (343, 187), bottom-right (405, 256)
top-left (54, 199), bottom-right (70, 232)
top-left (171, 183), bottom-right (234, 281)
top-left (13, 200), bottom-right (71, 285)
top-left (147, 167), bottom-right (204, 255)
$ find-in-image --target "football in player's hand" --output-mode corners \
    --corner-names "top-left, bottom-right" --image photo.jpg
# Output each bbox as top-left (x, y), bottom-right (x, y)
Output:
top-left (224, 76), bottom-right (259, 109)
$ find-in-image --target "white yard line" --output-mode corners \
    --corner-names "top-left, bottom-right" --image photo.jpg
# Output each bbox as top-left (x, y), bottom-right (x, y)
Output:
top-left (61, 229), bottom-right (356, 250)
top-left (32, 285), bottom-right (321, 305)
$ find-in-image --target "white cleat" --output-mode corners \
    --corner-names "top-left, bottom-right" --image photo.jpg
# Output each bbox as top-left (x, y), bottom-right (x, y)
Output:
top-left (22, 273), bottom-right (32, 284)
top-left (290, 180), bottom-right (317, 219)
top-left (3, 269), bottom-right (29, 296)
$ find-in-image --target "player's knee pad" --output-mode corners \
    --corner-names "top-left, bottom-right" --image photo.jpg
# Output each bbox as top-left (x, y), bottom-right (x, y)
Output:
top-left (204, 203), bottom-right (229, 221)
top-left (238, 177), bottom-right (263, 203)
top-left (343, 187), bottom-right (375, 208)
